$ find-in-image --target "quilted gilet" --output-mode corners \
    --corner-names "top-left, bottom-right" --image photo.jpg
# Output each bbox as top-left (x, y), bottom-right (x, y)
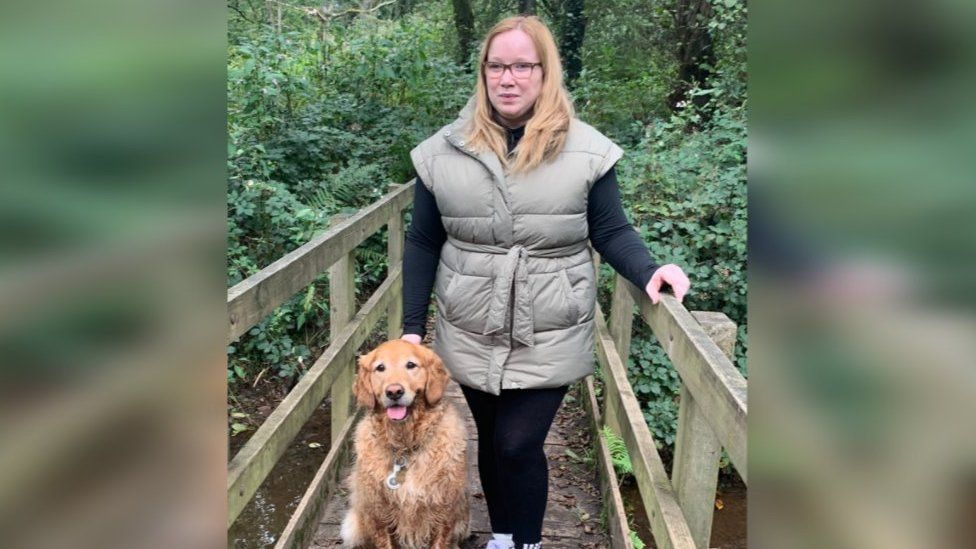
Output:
top-left (410, 103), bottom-right (622, 394)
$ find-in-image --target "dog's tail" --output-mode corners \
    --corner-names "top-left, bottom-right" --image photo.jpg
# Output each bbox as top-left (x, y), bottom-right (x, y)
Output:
top-left (340, 509), bottom-right (363, 547)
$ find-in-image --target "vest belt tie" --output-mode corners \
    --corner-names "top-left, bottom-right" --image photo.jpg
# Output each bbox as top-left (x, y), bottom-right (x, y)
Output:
top-left (445, 238), bottom-right (588, 349)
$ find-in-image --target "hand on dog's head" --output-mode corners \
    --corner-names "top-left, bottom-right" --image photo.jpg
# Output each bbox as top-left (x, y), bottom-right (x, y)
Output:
top-left (353, 340), bottom-right (449, 413)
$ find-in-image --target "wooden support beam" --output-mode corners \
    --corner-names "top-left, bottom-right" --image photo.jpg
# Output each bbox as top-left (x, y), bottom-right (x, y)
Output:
top-left (595, 305), bottom-right (697, 549)
top-left (273, 409), bottom-right (360, 549)
top-left (227, 183), bottom-right (413, 343)
top-left (672, 312), bottom-right (737, 549)
top-left (623, 283), bottom-right (747, 483)
top-left (386, 183), bottom-right (405, 340)
top-left (604, 274), bottom-right (636, 441)
top-left (227, 267), bottom-right (402, 528)
top-left (329, 214), bottom-right (356, 446)
top-left (608, 274), bottom-right (636, 359)
top-left (580, 377), bottom-right (634, 549)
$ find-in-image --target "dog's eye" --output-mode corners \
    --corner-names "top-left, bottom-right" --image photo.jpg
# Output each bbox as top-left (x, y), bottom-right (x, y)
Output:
top-left (375, 363), bottom-right (385, 372)
top-left (405, 361), bottom-right (417, 370)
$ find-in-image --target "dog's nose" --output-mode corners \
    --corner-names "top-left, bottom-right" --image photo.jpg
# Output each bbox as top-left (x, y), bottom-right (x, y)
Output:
top-left (385, 384), bottom-right (404, 401)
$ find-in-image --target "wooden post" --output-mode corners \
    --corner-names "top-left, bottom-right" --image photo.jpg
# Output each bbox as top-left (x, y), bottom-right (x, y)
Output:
top-left (608, 274), bottom-right (635, 359)
top-left (386, 184), bottom-right (405, 340)
top-left (591, 248), bottom-right (601, 284)
top-left (672, 312), bottom-right (737, 548)
top-left (329, 214), bottom-right (356, 445)
top-left (604, 274), bottom-right (635, 441)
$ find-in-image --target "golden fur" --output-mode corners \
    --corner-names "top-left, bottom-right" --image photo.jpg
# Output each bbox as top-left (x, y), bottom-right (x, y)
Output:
top-left (467, 15), bottom-right (575, 174)
top-left (341, 340), bottom-right (470, 549)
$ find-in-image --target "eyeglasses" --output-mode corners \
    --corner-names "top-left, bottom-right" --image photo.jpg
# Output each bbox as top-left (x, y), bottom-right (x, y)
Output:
top-left (484, 62), bottom-right (542, 79)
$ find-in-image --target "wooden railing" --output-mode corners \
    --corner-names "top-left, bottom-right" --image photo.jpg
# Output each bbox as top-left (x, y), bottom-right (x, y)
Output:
top-left (226, 183), bottom-right (413, 549)
top-left (583, 270), bottom-right (747, 549)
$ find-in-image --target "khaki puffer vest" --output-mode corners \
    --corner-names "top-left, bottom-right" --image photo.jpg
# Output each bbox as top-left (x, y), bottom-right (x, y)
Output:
top-left (410, 107), bottom-right (622, 394)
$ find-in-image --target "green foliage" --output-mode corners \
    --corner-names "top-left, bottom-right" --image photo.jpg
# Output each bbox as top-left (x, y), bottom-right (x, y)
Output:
top-left (629, 530), bottom-right (646, 549)
top-left (621, 104), bottom-right (747, 323)
top-left (228, 408), bottom-right (253, 437)
top-left (226, 3), bottom-right (747, 475)
top-left (573, 1), bottom-right (677, 143)
top-left (626, 332), bottom-right (682, 448)
top-left (228, 14), bottom-right (472, 382)
top-left (612, 101), bottom-right (748, 459)
top-left (601, 425), bottom-right (634, 478)
top-left (581, 0), bottom-right (747, 466)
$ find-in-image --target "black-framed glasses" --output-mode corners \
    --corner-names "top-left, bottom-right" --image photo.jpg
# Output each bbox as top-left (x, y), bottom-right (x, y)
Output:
top-left (484, 62), bottom-right (542, 79)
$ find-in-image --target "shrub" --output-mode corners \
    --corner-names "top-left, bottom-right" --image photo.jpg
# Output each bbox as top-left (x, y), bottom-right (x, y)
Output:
top-left (607, 101), bottom-right (747, 458)
top-left (227, 15), bottom-right (472, 383)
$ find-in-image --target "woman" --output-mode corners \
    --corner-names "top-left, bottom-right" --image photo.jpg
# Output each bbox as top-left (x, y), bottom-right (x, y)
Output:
top-left (400, 16), bottom-right (690, 549)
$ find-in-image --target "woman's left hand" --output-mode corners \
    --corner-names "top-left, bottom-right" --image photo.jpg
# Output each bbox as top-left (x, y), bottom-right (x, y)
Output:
top-left (645, 264), bottom-right (691, 304)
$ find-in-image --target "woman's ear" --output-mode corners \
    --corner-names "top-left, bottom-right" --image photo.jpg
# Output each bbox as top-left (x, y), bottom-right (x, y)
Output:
top-left (353, 351), bottom-right (376, 409)
top-left (421, 347), bottom-right (449, 406)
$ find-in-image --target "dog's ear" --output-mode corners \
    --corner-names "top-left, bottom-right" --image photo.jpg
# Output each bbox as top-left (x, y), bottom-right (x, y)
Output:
top-left (353, 350), bottom-right (376, 409)
top-left (420, 346), bottom-right (449, 406)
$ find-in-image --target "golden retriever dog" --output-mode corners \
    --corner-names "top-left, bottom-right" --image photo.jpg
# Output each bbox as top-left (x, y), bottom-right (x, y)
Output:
top-left (341, 340), bottom-right (470, 549)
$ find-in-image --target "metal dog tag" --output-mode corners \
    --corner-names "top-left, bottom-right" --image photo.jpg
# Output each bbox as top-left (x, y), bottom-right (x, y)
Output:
top-left (385, 456), bottom-right (407, 490)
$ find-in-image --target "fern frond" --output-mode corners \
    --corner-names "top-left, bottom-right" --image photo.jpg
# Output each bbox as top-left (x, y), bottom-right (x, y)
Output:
top-left (601, 425), bottom-right (633, 477)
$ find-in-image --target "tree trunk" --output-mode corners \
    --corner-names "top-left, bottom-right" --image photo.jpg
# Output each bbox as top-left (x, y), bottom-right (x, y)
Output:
top-left (560, 0), bottom-right (585, 83)
top-left (394, 0), bottom-right (415, 17)
top-left (668, 0), bottom-right (716, 115)
top-left (452, 0), bottom-right (476, 67)
top-left (519, 0), bottom-right (536, 14)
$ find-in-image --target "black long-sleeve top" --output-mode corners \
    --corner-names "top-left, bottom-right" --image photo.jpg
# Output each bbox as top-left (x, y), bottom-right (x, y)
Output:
top-left (402, 126), bottom-right (659, 338)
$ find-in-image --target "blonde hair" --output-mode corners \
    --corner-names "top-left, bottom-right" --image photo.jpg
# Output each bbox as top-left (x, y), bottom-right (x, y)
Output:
top-left (466, 16), bottom-right (575, 174)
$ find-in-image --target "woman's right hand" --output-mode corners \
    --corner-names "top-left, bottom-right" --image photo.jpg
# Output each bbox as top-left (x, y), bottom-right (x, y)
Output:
top-left (400, 333), bottom-right (422, 345)
top-left (646, 264), bottom-right (691, 304)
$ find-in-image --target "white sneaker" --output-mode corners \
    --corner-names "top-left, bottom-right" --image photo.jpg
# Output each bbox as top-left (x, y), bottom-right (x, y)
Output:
top-left (486, 540), bottom-right (514, 549)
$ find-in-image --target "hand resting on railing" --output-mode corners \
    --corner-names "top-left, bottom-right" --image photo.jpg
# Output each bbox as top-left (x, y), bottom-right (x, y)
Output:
top-left (645, 263), bottom-right (691, 304)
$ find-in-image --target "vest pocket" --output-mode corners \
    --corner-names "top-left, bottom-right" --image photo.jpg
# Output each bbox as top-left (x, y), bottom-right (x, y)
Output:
top-left (564, 264), bottom-right (597, 324)
top-left (441, 273), bottom-right (493, 334)
top-left (530, 271), bottom-right (578, 332)
top-left (559, 270), bottom-right (580, 322)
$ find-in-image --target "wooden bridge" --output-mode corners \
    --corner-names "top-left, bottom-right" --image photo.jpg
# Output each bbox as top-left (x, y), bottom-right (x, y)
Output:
top-left (227, 183), bottom-right (747, 548)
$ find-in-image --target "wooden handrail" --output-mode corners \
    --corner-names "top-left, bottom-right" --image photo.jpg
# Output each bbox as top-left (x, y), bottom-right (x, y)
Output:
top-left (227, 266), bottom-right (402, 527)
top-left (274, 409), bottom-right (361, 549)
top-left (580, 376), bottom-right (634, 549)
top-left (227, 183), bottom-right (413, 343)
top-left (594, 273), bottom-right (747, 549)
top-left (621, 280), bottom-right (748, 481)
top-left (595, 304), bottom-right (698, 549)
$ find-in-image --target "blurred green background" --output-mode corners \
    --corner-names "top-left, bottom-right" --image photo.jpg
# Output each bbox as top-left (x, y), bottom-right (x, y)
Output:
top-left (0, 0), bottom-right (974, 547)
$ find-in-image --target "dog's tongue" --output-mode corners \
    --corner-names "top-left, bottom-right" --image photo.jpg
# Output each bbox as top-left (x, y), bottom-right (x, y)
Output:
top-left (386, 405), bottom-right (408, 421)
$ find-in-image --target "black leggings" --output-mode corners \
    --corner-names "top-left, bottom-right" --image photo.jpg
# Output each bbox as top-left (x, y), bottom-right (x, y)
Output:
top-left (460, 384), bottom-right (568, 546)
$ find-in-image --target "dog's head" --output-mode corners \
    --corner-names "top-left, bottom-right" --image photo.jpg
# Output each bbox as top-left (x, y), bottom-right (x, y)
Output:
top-left (353, 340), bottom-right (449, 422)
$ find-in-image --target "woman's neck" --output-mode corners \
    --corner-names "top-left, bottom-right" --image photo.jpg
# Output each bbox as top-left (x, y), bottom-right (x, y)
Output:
top-left (493, 109), bottom-right (532, 130)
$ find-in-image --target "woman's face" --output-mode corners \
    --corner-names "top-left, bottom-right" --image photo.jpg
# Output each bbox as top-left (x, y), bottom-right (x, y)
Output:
top-left (484, 29), bottom-right (543, 128)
